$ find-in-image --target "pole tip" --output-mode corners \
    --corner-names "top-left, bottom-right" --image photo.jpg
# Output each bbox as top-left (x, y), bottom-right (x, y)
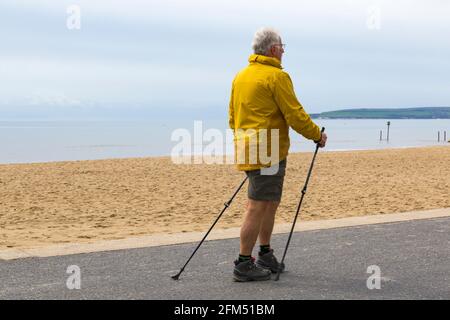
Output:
top-left (171, 273), bottom-right (181, 280)
top-left (274, 270), bottom-right (281, 281)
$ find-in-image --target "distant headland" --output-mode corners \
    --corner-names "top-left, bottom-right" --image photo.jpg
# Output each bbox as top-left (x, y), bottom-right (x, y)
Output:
top-left (310, 107), bottom-right (450, 119)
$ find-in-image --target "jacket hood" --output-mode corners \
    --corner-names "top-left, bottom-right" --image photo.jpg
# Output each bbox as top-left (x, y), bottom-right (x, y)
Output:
top-left (248, 54), bottom-right (282, 69)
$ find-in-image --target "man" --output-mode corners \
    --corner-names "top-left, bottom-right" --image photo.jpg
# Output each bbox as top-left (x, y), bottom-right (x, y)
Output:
top-left (229, 27), bottom-right (327, 282)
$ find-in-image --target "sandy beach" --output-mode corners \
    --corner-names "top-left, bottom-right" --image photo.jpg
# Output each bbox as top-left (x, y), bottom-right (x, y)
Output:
top-left (1, 146), bottom-right (449, 250)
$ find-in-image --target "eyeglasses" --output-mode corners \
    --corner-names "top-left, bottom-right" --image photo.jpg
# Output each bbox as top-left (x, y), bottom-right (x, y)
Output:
top-left (272, 43), bottom-right (286, 49)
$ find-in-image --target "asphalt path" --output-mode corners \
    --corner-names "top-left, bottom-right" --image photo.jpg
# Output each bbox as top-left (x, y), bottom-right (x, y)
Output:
top-left (1, 217), bottom-right (449, 300)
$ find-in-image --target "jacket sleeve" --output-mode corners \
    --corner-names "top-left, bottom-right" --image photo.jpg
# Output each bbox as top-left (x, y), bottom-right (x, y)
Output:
top-left (272, 71), bottom-right (321, 141)
top-left (228, 81), bottom-right (235, 130)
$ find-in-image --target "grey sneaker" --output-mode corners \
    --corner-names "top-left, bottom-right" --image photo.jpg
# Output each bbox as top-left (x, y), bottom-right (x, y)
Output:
top-left (256, 249), bottom-right (285, 273)
top-left (233, 257), bottom-right (271, 282)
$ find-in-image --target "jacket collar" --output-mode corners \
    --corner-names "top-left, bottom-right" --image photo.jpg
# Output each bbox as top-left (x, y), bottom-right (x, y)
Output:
top-left (248, 54), bottom-right (282, 69)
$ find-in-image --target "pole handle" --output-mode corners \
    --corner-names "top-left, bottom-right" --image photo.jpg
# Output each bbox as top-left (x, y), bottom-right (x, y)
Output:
top-left (315, 127), bottom-right (326, 147)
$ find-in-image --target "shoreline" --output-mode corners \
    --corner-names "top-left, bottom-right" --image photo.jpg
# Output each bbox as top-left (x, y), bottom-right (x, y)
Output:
top-left (1, 144), bottom-right (448, 167)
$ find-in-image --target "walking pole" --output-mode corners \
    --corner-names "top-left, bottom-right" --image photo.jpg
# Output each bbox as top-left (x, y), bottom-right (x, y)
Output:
top-left (274, 127), bottom-right (325, 281)
top-left (172, 176), bottom-right (248, 280)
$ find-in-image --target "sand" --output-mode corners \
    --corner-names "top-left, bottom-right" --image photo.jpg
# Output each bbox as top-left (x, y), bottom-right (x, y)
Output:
top-left (1, 146), bottom-right (449, 250)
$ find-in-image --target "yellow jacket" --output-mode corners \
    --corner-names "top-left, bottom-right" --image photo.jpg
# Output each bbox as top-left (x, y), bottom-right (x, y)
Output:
top-left (229, 54), bottom-right (321, 171)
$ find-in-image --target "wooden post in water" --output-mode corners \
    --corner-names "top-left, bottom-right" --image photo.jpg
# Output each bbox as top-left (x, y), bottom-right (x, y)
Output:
top-left (438, 131), bottom-right (440, 142)
top-left (387, 121), bottom-right (391, 141)
top-left (380, 130), bottom-right (382, 141)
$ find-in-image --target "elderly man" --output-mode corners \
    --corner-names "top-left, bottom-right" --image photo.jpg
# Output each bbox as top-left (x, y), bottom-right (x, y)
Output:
top-left (229, 27), bottom-right (327, 282)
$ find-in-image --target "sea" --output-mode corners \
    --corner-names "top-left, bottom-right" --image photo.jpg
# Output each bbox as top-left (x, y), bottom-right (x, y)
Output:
top-left (1, 119), bottom-right (449, 164)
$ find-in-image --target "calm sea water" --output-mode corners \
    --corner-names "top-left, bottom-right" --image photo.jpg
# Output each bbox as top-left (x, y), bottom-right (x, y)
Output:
top-left (1, 119), bottom-right (449, 164)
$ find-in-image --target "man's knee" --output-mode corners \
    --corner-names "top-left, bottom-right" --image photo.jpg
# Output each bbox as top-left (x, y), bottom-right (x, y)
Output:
top-left (247, 199), bottom-right (269, 211)
top-left (247, 199), bottom-right (279, 216)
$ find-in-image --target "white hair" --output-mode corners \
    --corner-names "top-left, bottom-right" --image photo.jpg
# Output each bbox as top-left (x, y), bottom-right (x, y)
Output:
top-left (252, 27), bottom-right (281, 55)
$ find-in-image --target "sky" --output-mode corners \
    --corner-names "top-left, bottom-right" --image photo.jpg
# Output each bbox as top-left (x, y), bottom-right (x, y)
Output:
top-left (1, 0), bottom-right (449, 120)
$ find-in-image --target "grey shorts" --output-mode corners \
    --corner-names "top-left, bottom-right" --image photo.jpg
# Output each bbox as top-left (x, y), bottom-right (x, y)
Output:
top-left (245, 159), bottom-right (286, 202)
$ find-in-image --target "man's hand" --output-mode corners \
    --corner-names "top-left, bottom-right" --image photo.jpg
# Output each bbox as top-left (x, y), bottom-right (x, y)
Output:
top-left (315, 133), bottom-right (327, 148)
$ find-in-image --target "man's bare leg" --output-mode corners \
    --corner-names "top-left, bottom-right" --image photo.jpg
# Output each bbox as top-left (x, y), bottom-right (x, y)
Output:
top-left (239, 199), bottom-right (269, 256)
top-left (258, 200), bottom-right (280, 246)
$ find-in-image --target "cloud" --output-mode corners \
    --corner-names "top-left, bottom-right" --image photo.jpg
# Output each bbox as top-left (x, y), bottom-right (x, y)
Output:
top-left (28, 90), bottom-right (83, 108)
top-left (3, 0), bottom-right (449, 28)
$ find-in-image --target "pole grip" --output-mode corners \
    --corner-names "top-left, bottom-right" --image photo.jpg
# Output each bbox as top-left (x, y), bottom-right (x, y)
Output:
top-left (316, 127), bottom-right (325, 146)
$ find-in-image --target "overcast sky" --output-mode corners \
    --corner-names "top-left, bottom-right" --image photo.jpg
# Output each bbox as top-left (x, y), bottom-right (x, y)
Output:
top-left (1, 0), bottom-right (449, 119)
